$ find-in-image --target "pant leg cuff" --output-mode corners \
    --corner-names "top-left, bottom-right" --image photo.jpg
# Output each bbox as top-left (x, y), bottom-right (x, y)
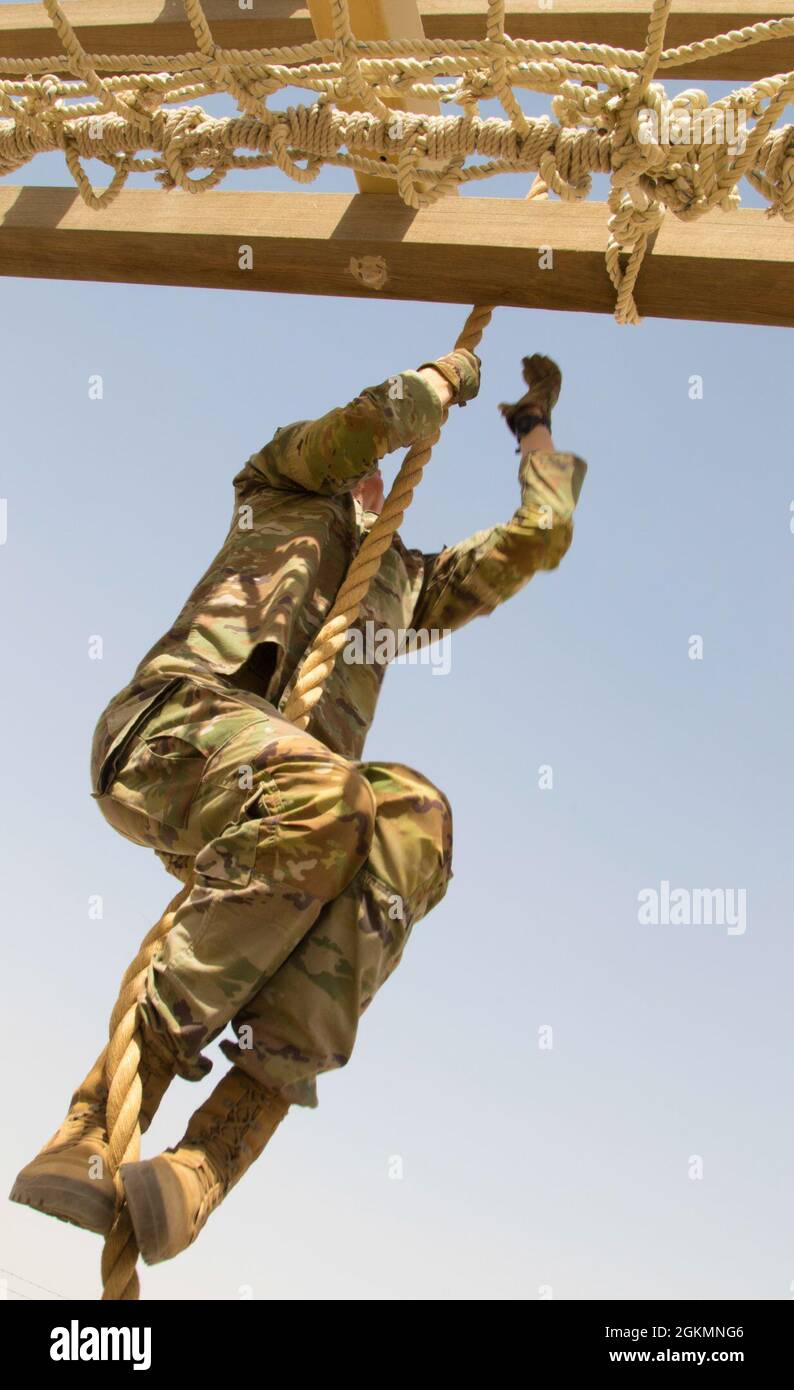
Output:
top-left (220, 1039), bottom-right (319, 1109)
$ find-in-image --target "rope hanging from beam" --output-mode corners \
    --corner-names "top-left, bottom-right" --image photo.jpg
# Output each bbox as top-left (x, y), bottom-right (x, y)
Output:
top-left (283, 300), bottom-right (494, 727)
top-left (99, 289), bottom-right (490, 1298)
top-left (0, 0), bottom-right (792, 323)
top-left (16, 0), bottom-right (788, 1301)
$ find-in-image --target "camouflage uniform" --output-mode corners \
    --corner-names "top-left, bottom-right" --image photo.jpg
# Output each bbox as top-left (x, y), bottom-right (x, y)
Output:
top-left (91, 369), bottom-right (585, 1105)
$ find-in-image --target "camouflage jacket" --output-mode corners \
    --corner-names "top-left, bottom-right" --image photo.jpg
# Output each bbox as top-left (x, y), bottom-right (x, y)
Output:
top-left (91, 369), bottom-right (585, 787)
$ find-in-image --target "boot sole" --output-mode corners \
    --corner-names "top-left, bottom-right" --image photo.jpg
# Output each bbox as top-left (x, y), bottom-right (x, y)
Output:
top-left (120, 1160), bottom-right (176, 1266)
top-left (9, 1174), bottom-right (115, 1236)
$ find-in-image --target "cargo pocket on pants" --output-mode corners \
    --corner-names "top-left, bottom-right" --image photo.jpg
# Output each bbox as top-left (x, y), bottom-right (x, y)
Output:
top-left (191, 815), bottom-right (262, 890)
top-left (106, 734), bottom-right (207, 832)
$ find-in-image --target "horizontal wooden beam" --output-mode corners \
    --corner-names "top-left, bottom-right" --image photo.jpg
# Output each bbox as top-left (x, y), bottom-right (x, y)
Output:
top-left (0, 2), bottom-right (792, 82)
top-left (1, 186), bottom-right (791, 327)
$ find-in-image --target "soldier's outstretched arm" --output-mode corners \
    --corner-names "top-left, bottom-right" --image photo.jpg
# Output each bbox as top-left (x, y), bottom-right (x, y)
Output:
top-left (242, 351), bottom-right (479, 496)
top-left (411, 354), bottom-right (587, 636)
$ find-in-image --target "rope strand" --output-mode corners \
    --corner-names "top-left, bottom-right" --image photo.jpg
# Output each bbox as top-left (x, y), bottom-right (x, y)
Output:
top-left (28, 0), bottom-right (788, 1300)
top-left (95, 292), bottom-right (490, 1298)
top-left (2, 1), bottom-right (792, 319)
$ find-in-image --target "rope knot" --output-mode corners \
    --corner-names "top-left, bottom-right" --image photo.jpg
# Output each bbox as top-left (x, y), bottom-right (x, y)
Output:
top-left (608, 190), bottom-right (664, 252)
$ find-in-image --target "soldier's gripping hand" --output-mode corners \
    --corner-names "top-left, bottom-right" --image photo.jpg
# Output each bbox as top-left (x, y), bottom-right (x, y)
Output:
top-left (416, 348), bottom-right (481, 407)
top-left (498, 353), bottom-right (562, 439)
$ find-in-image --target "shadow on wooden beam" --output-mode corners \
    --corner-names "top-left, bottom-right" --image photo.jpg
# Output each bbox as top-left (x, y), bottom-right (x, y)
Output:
top-left (0, 187), bottom-right (792, 327)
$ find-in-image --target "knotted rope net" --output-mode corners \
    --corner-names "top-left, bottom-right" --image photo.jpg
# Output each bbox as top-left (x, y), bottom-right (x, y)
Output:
top-left (18, 0), bottom-right (785, 1297)
top-left (1, 0), bottom-right (793, 325)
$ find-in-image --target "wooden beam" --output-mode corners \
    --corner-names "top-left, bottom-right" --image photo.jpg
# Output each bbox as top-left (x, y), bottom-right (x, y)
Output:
top-left (0, 2), bottom-right (792, 82)
top-left (1, 186), bottom-right (791, 327)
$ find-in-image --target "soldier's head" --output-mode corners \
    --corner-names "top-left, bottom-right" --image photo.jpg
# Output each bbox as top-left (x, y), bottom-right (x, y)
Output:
top-left (352, 468), bottom-right (385, 514)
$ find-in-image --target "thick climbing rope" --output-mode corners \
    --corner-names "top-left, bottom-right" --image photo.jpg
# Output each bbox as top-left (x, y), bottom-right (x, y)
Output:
top-left (35, 0), bottom-right (784, 1299)
top-left (93, 301), bottom-right (490, 1301)
top-left (1, 0), bottom-right (793, 322)
top-left (100, 884), bottom-right (190, 1300)
top-left (283, 301), bottom-right (493, 727)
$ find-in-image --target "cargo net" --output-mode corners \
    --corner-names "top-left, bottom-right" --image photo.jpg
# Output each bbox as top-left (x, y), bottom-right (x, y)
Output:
top-left (1, 0), bottom-right (793, 322)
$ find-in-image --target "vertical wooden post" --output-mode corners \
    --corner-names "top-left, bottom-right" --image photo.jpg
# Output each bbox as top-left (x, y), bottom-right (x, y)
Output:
top-left (306, 0), bottom-right (450, 194)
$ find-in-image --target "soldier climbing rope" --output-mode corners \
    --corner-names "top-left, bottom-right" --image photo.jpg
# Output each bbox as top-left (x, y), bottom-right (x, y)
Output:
top-left (4, 0), bottom-right (792, 1301)
top-left (87, 299), bottom-right (494, 1304)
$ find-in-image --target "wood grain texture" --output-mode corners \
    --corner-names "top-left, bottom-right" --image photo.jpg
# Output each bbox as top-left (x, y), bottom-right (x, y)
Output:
top-left (1, 186), bottom-right (791, 326)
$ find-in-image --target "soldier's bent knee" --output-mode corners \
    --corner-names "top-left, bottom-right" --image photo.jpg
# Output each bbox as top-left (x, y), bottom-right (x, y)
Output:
top-left (324, 760), bottom-right (378, 871)
top-left (420, 778), bottom-right (453, 913)
top-left (361, 762), bottom-right (453, 922)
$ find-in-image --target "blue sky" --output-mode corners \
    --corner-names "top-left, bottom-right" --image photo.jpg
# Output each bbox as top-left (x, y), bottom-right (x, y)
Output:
top-left (1, 24), bottom-right (792, 1301)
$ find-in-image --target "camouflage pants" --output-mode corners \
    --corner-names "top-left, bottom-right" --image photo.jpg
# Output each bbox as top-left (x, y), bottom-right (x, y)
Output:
top-left (94, 678), bottom-right (452, 1107)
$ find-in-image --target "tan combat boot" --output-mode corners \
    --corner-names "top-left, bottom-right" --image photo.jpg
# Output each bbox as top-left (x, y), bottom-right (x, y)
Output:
top-left (9, 1029), bottom-right (178, 1236)
top-left (120, 1067), bottom-right (289, 1265)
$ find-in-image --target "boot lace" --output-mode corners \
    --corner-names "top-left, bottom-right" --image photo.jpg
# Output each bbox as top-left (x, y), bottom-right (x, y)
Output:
top-left (188, 1091), bottom-right (284, 1227)
top-left (52, 1101), bottom-right (108, 1150)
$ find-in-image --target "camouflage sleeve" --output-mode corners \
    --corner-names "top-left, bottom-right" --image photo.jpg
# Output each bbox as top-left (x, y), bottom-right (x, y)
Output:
top-left (239, 370), bottom-right (445, 496)
top-left (411, 449), bottom-right (586, 636)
